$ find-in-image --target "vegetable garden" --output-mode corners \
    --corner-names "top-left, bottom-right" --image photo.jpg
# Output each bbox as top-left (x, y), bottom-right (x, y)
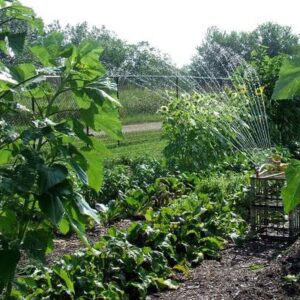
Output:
top-left (1, 1), bottom-right (300, 299)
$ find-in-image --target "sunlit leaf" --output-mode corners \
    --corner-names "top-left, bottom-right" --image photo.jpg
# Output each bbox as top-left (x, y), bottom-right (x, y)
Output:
top-left (53, 266), bottom-right (74, 294)
top-left (74, 193), bottom-right (99, 224)
top-left (10, 63), bottom-right (37, 82)
top-left (282, 160), bottom-right (300, 213)
top-left (272, 55), bottom-right (300, 100)
top-left (80, 148), bottom-right (104, 192)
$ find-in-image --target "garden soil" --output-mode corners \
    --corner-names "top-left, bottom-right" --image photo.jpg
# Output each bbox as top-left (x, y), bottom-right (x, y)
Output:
top-left (149, 240), bottom-right (300, 300)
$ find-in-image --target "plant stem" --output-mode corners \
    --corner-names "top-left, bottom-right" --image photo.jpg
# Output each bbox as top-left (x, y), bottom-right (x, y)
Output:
top-left (5, 281), bottom-right (13, 299)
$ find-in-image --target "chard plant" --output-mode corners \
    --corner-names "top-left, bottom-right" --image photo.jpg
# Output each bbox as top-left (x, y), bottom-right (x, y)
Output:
top-left (0, 1), bottom-right (121, 297)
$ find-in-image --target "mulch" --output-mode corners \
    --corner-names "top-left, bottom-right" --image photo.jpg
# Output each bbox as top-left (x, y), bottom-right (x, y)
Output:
top-left (149, 240), bottom-right (300, 300)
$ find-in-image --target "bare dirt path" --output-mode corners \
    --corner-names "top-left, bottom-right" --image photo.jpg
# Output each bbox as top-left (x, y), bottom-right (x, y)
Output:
top-left (149, 240), bottom-right (300, 300)
top-left (121, 121), bottom-right (162, 133)
top-left (91, 121), bottom-right (162, 137)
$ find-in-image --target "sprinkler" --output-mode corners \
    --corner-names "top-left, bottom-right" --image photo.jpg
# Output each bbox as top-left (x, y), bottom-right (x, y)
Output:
top-left (254, 154), bottom-right (288, 178)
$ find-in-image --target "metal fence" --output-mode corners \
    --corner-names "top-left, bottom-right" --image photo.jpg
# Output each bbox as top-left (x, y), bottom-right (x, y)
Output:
top-left (8, 75), bottom-right (230, 156)
top-left (111, 75), bottom-right (230, 125)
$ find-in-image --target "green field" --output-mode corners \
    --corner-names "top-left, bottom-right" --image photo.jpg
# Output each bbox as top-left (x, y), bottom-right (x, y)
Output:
top-left (118, 86), bottom-right (168, 124)
top-left (102, 130), bottom-right (166, 160)
top-left (16, 86), bottom-right (167, 125)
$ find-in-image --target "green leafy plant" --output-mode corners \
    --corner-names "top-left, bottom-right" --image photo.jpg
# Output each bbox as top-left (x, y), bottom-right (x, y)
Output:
top-left (17, 229), bottom-right (173, 299)
top-left (0, 1), bottom-right (121, 297)
top-left (161, 93), bottom-right (250, 171)
top-left (272, 54), bottom-right (300, 214)
top-left (15, 187), bottom-right (246, 299)
top-left (272, 55), bottom-right (300, 100)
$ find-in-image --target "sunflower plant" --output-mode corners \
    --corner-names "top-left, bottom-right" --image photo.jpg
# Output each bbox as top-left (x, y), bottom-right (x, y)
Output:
top-left (0, 1), bottom-right (121, 297)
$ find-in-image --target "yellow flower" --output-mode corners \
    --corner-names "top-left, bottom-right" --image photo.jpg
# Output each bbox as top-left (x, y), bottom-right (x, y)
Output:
top-left (158, 106), bottom-right (169, 114)
top-left (224, 85), bottom-right (232, 95)
top-left (238, 85), bottom-right (247, 94)
top-left (255, 86), bottom-right (265, 96)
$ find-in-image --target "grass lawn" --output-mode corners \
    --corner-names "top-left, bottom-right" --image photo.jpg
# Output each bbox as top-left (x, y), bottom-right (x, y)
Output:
top-left (102, 130), bottom-right (166, 160)
top-left (118, 86), bottom-right (167, 124)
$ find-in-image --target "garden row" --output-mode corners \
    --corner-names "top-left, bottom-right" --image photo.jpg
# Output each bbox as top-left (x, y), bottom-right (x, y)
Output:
top-left (14, 158), bottom-right (248, 299)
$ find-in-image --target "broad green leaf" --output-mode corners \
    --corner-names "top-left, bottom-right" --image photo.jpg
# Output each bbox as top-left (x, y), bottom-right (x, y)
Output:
top-left (282, 160), bottom-right (300, 213)
top-left (0, 210), bottom-right (17, 237)
top-left (7, 32), bottom-right (26, 54)
top-left (58, 217), bottom-right (70, 235)
top-left (23, 229), bottom-right (53, 261)
top-left (0, 148), bottom-right (11, 164)
top-left (70, 160), bottom-right (88, 185)
top-left (0, 245), bottom-right (20, 293)
top-left (42, 32), bottom-right (64, 58)
top-left (72, 118), bottom-right (92, 146)
top-left (272, 55), bottom-right (300, 100)
top-left (145, 208), bottom-right (154, 222)
top-left (61, 45), bottom-right (78, 73)
top-left (65, 207), bottom-right (91, 249)
top-left (79, 102), bottom-right (98, 128)
top-left (74, 90), bottom-right (92, 109)
top-left (53, 266), bottom-right (74, 294)
top-left (80, 148), bottom-right (104, 192)
top-left (38, 164), bottom-right (68, 194)
top-left (84, 86), bottom-right (121, 107)
top-left (30, 45), bottom-right (53, 67)
top-left (9, 63), bottom-right (37, 82)
top-left (74, 193), bottom-right (99, 224)
top-left (94, 101), bottom-right (122, 140)
top-left (80, 102), bottom-right (122, 140)
top-left (125, 196), bottom-right (140, 208)
top-left (78, 41), bottom-right (102, 58)
top-left (90, 136), bottom-right (110, 154)
top-left (38, 194), bottom-right (65, 225)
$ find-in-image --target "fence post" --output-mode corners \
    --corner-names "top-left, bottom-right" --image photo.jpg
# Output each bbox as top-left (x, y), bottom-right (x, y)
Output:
top-left (31, 96), bottom-right (35, 113)
top-left (116, 76), bottom-right (120, 146)
top-left (116, 76), bottom-right (120, 99)
top-left (176, 76), bottom-right (179, 99)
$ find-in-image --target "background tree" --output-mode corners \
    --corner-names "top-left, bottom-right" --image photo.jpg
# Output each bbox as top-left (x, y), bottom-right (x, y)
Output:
top-left (46, 21), bottom-right (176, 78)
top-left (188, 22), bottom-right (299, 78)
top-left (187, 22), bottom-right (300, 146)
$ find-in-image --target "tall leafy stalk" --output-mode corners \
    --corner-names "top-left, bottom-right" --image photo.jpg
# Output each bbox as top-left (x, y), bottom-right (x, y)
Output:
top-left (0, 1), bottom-right (122, 297)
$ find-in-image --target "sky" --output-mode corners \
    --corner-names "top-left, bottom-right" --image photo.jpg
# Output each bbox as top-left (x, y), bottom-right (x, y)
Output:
top-left (22, 0), bottom-right (300, 67)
